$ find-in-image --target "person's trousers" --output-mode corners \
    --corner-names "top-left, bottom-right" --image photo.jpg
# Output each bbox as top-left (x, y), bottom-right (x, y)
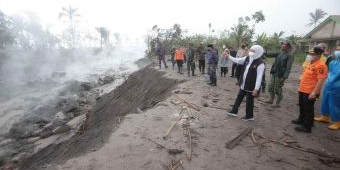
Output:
top-left (321, 87), bottom-right (340, 121)
top-left (231, 63), bottom-right (237, 76)
top-left (235, 64), bottom-right (242, 79)
top-left (176, 60), bottom-right (183, 73)
top-left (171, 60), bottom-right (176, 69)
top-left (220, 67), bottom-right (228, 77)
top-left (199, 60), bottom-right (205, 73)
top-left (268, 75), bottom-right (284, 102)
top-left (187, 61), bottom-right (195, 75)
top-left (298, 92), bottom-right (316, 129)
top-left (231, 89), bottom-right (254, 118)
top-left (208, 64), bottom-right (217, 85)
top-left (158, 56), bottom-right (167, 68)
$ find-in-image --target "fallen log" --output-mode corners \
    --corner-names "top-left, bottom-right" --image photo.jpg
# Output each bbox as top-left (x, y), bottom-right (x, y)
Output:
top-left (186, 123), bottom-right (192, 162)
top-left (175, 95), bottom-right (200, 111)
top-left (225, 127), bottom-right (252, 149)
top-left (319, 157), bottom-right (340, 164)
top-left (174, 90), bottom-right (193, 94)
top-left (163, 108), bottom-right (185, 140)
top-left (254, 133), bottom-right (340, 161)
top-left (251, 130), bottom-right (257, 144)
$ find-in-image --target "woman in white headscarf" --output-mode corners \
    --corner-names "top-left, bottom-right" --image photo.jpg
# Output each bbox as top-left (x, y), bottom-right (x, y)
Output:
top-left (226, 45), bottom-right (265, 121)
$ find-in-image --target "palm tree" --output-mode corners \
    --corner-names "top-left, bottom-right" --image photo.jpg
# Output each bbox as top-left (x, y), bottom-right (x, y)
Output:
top-left (230, 23), bottom-right (249, 48)
top-left (306, 9), bottom-right (328, 28)
top-left (59, 6), bottom-right (80, 47)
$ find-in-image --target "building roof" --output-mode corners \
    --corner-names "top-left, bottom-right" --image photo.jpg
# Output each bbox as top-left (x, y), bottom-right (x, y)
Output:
top-left (303, 15), bottom-right (340, 40)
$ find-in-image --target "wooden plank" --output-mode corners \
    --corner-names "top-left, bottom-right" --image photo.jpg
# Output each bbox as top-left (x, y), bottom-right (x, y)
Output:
top-left (163, 108), bottom-right (185, 140)
top-left (225, 127), bottom-right (252, 149)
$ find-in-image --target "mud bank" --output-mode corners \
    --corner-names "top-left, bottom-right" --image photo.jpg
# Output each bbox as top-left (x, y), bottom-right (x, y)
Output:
top-left (18, 66), bottom-right (180, 170)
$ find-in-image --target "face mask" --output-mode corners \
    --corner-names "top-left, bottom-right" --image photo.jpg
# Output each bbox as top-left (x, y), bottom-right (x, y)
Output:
top-left (306, 55), bottom-right (316, 61)
top-left (249, 51), bottom-right (256, 58)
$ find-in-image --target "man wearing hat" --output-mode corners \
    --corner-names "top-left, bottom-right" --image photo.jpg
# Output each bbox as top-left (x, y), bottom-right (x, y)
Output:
top-left (265, 40), bottom-right (294, 107)
top-left (302, 43), bottom-right (327, 68)
top-left (292, 45), bottom-right (328, 133)
top-left (314, 42), bottom-right (340, 130)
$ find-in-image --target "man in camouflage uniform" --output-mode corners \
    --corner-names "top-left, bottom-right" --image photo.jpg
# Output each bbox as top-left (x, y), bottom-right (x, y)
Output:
top-left (207, 44), bottom-right (218, 86)
top-left (186, 43), bottom-right (196, 76)
top-left (266, 41), bottom-right (294, 107)
top-left (196, 42), bottom-right (206, 74)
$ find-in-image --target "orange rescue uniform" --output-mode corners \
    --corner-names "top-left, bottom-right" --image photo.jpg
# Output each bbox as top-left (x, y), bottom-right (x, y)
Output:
top-left (175, 49), bottom-right (184, 61)
top-left (299, 59), bottom-right (328, 94)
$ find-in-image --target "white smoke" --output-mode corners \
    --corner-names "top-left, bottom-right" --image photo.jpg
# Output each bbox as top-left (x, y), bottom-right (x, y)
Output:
top-left (0, 37), bottom-right (146, 135)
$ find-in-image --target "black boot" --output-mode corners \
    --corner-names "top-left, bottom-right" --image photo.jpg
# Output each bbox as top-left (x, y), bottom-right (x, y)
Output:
top-left (295, 126), bottom-right (311, 133)
top-left (291, 119), bottom-right (303, 125)
top-left (212, 78), bottom-right (217, 86)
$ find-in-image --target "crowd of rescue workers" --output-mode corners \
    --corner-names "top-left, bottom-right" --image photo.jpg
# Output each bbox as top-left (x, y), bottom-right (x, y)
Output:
top-left (155, 40), bottom-right (340, 133)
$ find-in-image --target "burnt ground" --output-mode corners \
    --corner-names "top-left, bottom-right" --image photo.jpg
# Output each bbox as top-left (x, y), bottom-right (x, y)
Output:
top-left (18, 60), bottom-right (340, 170)
top-left (19, 65), bottom-right (181, 170)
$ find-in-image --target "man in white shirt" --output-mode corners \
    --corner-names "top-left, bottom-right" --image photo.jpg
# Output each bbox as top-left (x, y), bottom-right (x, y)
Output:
top-left (227, 45), bottom-right (265, 121)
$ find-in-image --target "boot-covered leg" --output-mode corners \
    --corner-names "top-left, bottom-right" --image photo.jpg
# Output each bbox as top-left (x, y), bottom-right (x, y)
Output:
top-left (314, 115), bottom-right (330, 123)
top-left (265, 93), bottom-right (275, 104)
top-left (328, 122), bottom-right (340, 130)
top-left (212, 77), bottom-right (217, 86)
top-left (272, 95), bottom-right (282, 108)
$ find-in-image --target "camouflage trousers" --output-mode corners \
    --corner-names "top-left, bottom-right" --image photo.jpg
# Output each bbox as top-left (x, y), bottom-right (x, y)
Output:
top-left (268, 75), bottom-right (284, 103)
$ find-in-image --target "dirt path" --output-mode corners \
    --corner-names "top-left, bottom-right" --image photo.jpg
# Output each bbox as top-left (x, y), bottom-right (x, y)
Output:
top-left (21, 61), bottom-right (340, 170)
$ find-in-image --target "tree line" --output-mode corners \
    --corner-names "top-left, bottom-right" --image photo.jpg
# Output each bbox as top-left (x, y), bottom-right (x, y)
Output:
top-left (0, 6), bottom-right (117, 50)
top-left (0, 7), bottom-right (328, 54)
top-left (146, 9), bottom-right (328, 57)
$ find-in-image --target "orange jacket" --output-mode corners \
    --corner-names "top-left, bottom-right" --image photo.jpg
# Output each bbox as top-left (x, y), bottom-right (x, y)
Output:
top-left (175, 48), bottom-right (184, 61)
top-left (299, 59), bottom-right (328, 94)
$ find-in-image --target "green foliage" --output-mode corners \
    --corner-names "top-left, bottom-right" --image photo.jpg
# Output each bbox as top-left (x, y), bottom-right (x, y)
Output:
top-left (294, 51), bottom-right (307, 64)
top-left (255, 31), bottom-right (286, 53)
top-left (229, 11), bottom-right (265, 48)
top-left (145, 23), bottom-right (185, 56)
top-left (252, 10), bottom-right (265, 24)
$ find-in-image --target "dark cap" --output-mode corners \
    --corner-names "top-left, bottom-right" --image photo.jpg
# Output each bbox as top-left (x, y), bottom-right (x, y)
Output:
top-left (207, 44), bottom-right (213, 48)
top-left (281, 40), bottom-right (291, 48)
top-left (306, 45), bottom-right (324, 55)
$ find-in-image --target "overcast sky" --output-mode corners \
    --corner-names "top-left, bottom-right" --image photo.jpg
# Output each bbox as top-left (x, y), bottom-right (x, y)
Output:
top-left (1, 0), bottom-right (339, 38)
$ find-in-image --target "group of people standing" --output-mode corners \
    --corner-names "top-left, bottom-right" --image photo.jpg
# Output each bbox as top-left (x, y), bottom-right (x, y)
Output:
top-left (156, 40), bottom-right (340, 133)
